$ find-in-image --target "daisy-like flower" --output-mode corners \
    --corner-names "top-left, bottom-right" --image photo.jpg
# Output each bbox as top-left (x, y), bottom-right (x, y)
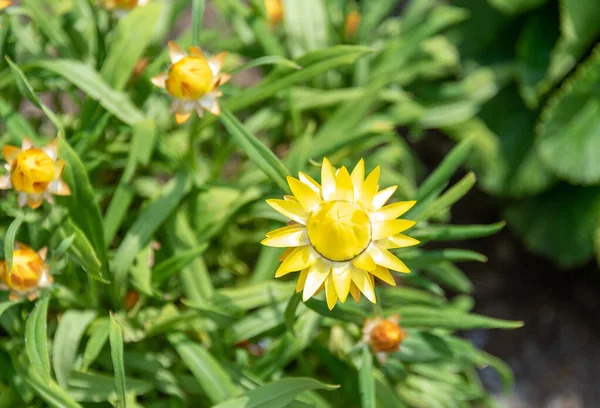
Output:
top-left (151, 42), bottom-right (231, 124)
top-left (362, 314), bottom-right (407, 364)
top-left (0, 243), bottom-right (53, 301)
top-left (99, 0), bottom-right (147, 15)
top-left (264, 0), bottom-right (283, 26)
top-left (0, 137), bottom-right (71, 209)
top-left (262, 158), bottom-right (420, 310)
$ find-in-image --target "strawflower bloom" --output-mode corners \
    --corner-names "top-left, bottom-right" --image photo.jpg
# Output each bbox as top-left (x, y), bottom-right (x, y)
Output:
top-left (0, 243), bottom-right (53, 301)
top-left (99, 0), bottom-right (147, 15)
top-left (262, 158), bottom-right (419, 310)
top-left (152, 41), bottom-right (231, 124)
top-left (264, 0), bottom-right (283, 25)
top-left (344, 11), bottom-right (361, 38)
top-left (0, 137), bottom-right (71, 209)
top-left (0, 1), bottom-right (11, 10)
top-left (362, 314), bottom-right (406, 363)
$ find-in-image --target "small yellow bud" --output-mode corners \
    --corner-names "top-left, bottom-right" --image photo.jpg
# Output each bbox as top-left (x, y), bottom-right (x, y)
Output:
top-left (101, 0), bottom-right (139, 10)
top-left (307, 201), bottom-right (371, 261)
top-left (166, 56), bottom-right (214, 101)
top-left (265, 0), bottom-right (283, 25)
top-left (0, 244), bottom-right (52, 301)
top-left (370, 319), bottom-right (406, 352)
top-left (344, 11), bottom-right (361, 38)
top-left (10, 148), bottom-right (56, 194)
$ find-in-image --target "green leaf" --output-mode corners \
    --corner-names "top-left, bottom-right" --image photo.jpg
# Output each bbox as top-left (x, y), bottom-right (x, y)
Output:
top-left (229, 56), bottom-right (302, 75)
top-left (284, 292), bottom-right (302, 335)
top-left (109, 314), bottom-right (127, 408)
top-left (21, 0), bottom-right (72, 52)
top-left (56, 219), bottom-right (106, 282)
top-left (412, 172), bottom-right (477, 221)
top-left (0, 300), bottom-right (19, 318)
top-left (5, 57), bottom-right (64, 134)
top-left (488, 0), bottom-right (548, 14)
top-left (81, 318), bottom-right (110, 371)
top-left (505, 184), bottom-right (600, 268)
top-left (52, 310), bottom-right (96, 388)
top-left (230, 302), bottom-right (291, 344)
top-left (537, 45), bottom-right (600, 185)
top-left (212, 378), bottom-right (338, 408)
top-left (112, 170), bottom-right (191, 303)
top-left (390, 306), bottom-right (523, 330)
top-left (282, 0), bottom-right (330, 58)
top-left (168, 332), bottom-right (238, 404)
top-left (422, 262), bottom-right (473, 294)
top-left (152, 243), bottom-right (208, 285)
top-left (213, 281), bottom-right (295, 311)
top-left (220, 110), bottom-right (290, 192)
top-left (304, 298), bottom-right (366, 325)
top-left (57, 138), bottom-right (109, 281)
top-left (412, 222), bottom-right (506, 242)
top-left (359, 347), bottom-right (376, 408)
top-left (32, 59), bottom-right (145, 125)
top-left (67, 371), bottom-right (153, 403)
top-left (101, 3), bottom-right (163, 90)
top-left (4, 213), bottom-right (24, 271)
top-left (25, 295), bottom-right (51, 382)
top-left (192, 0), bottom-right (205, 46)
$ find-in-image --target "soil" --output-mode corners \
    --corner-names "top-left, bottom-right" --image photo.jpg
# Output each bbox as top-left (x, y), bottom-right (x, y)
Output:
top-left (412, 132), bottom-right (600, 408)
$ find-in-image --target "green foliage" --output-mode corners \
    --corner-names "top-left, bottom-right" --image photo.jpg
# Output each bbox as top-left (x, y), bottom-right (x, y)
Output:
top-left (0, 1), bottom-right (520, 407)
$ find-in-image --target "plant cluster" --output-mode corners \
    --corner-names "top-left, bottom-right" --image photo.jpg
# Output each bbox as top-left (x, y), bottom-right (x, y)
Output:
top-left (0, 1), bottom-right (523, 407)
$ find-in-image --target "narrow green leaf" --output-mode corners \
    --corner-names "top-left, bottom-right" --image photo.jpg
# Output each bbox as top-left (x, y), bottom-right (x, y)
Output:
top-left (81, 318), bottom-right (110, 371)
top-left (391, 306), bottom-right (523, 330)
top-left (423, 262), bottom-right (473, 294)
top-left (67, 371), bottom-right (153, 402)
top-left (112, 170), bottom-right (191, 303)
top-left (4, 213), bottom-right (24, 271)
top-left (52, 310), bottom-right (96, 388)
top-left (25, 295), bottom-right (51, 381)
top-left (413, 172), bottom-right (477, 221)
top-left (411, 221), bottom-right (506, 242)
top-left (0, 300), bottom-right (19, 318)
top-left (304, 298), bottom-right (366, 325)
top-left (101, 3), bottom-right (163, 90)
top-left (359, 347), bottom-right (376, 408)
top-left (5, 57), bottom-right (64, 134)
top-left (57, 138), bottom-right (109, 281)
top-left (168, 332), bottom-right (238, 404)
top-left (212, 378), bottom-right (338, 408)
top-left (213, 281), bottom-right (295, 311)
top-left (284, 292), bottom-right (303, 335)
top-left (230, 302), bottom-right (291, 344)
top-left (229, 56), bottom-right (302, 75)
top-left (283, 0), bottom-right (330, 58)
top-left (32, 59), bottom-right (145, 125)
top-left (220, 110), bottom-right (289, 192)
top-left (192, 0), bottom-right (205, 46)
top-left (21, 0), bottom-right (71, 51)
top-left (109, 314), bottom-right (127, 408)
top-left (152, 243), bottom-right (208, 285)
top-left (56, 219), bottom-right (106, 282)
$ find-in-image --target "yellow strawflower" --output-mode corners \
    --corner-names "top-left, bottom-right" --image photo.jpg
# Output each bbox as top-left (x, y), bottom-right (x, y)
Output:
top-left (362, 314), bottom-right (406, 363)
top-left (0, 243), bottom-right (53, 301)
top-left (262, 158), bottom-right (419, 310)
top-left (0, 1), bottom-right (11, 10)
top-left (265, 0), bottom-right (283, 25)
top-left (99, 0), bottom-right (147, 13)
top-left (152, 41), bottom-right (231, 124)
top-left (0, 137), bottom-right (71, 209)
top-left (344, 11), bottom-right (361, 38)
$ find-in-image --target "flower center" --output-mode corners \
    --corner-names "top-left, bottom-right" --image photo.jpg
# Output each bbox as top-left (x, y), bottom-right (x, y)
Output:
top-left (307, 201), bottom-right (371, 262)
top-left (11, 149), bottom-right (55, 194)
top-left (1, 248), bottom-right (44, 291)
top-left (166, 56), bottom-right (214, 101)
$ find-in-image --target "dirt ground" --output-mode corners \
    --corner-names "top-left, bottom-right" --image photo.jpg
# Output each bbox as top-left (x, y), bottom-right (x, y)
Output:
top-left (414, 133), bottom-right (600, 408)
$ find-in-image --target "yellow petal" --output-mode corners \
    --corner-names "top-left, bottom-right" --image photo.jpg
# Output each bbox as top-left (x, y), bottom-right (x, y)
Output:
top-left (368, 245), bottom-right (410, 273)
top-left (359, 166), bottom-right (380, 207)
top-left (279, 247), bottom-right (294, 262)
top-left (298, 172), bottom-right (321, 195)
top-left (325, 276), bottom-right (338, 310)
top-left (350, 267), bottom-right (376, 303)
top-left (261, 227), bottom-right (308, 247)
top-left (2, 145), bottom-right (21, 164)
top-left (331, 263), bottom-right (351, 303)
top-left (334, 166), bottom-right (354, 202)
top-left (175, 112), bottom-right (192, 124)
top-left (388, 234), bottom-right (420, 248)
top-left (349, 283), bottom-right (361, 302)
top-left (303, 260), bottom-right (331, 301)
top-left (266, 199), bottom-right (308, 224)
top-left (372, 219), bottom-right (417, 240)
top-left (27, 195), bottom-right (43, 209)
top-left (275, 246), bottom-right (317, 277)
top-left (188, 46), bottom-right (207, 59)
top-left (50, 180), bottom-right (71, 196)
top-left (168, 41), bottom-right (186, 63)
top-left (287, 176), bottom-right (321, 212)
top-left (296, 269), bottom-right (308, 292)
top-left (371, 185), bottom-right (397, 210)
top-left (370, 266), bottom-right (396, 286)
top-left (350, 159), bottom-right (365, 197)
top-left (352, 251), bottom-right (377, 271)
top-left (321, 158), bottom-right (336, 201)
top-left (265, 224), bottom-right (302, 237)
top-left (370, 201), bottom-right (416, 222)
